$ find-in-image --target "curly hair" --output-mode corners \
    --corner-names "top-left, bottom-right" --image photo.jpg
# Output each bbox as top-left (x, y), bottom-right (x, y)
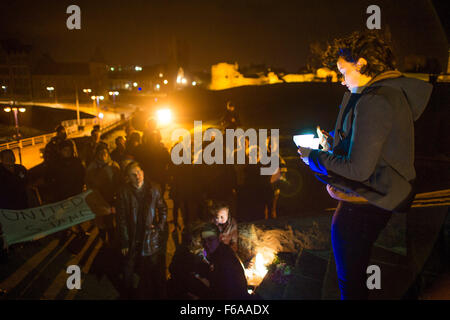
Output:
top-left (322, 30), bottom-right (396, 77)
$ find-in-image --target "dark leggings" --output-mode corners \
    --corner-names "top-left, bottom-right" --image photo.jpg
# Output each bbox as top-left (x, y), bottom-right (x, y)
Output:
top-left (331, 201), bottom-right (392, 300)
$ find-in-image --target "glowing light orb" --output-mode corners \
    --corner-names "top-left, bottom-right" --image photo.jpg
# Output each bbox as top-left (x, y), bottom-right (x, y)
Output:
top-left (156, 108), bottom-right (172, 126)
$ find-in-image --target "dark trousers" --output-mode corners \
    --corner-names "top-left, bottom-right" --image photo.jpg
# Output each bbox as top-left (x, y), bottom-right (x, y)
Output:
top-left (331, 201), bottom-right (392, 300)
top-left (123, 252), bottom-right (166, 299)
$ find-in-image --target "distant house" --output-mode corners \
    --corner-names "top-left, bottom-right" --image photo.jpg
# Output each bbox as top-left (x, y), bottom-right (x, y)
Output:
top-left (0, 38), bottom-right (110, 103)
top-left (32, 54), bottom-right (107, 101)
top-left (0, 39), bottom-right (34, 101)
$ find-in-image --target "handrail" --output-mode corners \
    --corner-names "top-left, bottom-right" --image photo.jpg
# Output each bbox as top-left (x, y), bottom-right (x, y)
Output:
top-left (0, 114), bottom-right (130, 152)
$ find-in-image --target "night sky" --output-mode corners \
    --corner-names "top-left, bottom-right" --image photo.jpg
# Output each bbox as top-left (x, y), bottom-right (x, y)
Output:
top-left (0, 0), bottom-right (448, 72)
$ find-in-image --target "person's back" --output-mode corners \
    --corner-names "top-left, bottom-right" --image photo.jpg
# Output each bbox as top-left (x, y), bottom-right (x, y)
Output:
top-left (0, 150), bottom-right (28, 209)
top-left (168, 244), bottom-right (211, 299)
top-left (86, 159), bottom-right (120, 204)
top-left (50, 141), bottom-right (85, 201)
top-left (207, 242), bottom-right (248, 299)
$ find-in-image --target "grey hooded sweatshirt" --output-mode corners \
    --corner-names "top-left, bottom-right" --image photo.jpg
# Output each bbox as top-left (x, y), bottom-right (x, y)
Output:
top-left (308, 72), bottom-right (433, 211)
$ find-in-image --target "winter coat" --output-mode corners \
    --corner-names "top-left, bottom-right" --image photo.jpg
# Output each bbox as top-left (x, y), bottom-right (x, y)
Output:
top-left (86, 159), bottom-right (121, 205)
top-left (207, 243), bottom-right (249, 300)
top-left (116, 181), bottom-right (168, 257)
top-left (0, 164), bottom-right (28, 209)
top-left (308, 72), bottom-right (433, 211)
top-left (49, 157), bottom-right (85, 202)
top-left (214, 217), bottom-right (238, 252)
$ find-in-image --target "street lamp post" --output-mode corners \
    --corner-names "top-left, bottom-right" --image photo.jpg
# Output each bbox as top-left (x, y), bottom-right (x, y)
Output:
top-left (3, 104), bottom-right (26, 164)
top-left (108, 91), bottom-right (119, 113)
top-left (46, 86), bottom-right (56, 103)
top-left (91, 95), bottom-right (104, 123)
top-left (108, 91), bottom-right (119, 104)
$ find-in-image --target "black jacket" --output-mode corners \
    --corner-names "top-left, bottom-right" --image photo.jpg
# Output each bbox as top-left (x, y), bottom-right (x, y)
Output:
top-left (0, 164), bottom-right (28, 209)
top-left (116, 181), bottom-right (168, 257)
top-left (49, 157), bottom-right (85, 202)
top-left (207, 243), bottom-right (249, 300)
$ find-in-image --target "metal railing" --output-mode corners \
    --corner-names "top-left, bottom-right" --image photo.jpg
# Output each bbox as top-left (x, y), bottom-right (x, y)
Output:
top-left (0, 132), bottom-right (57, 152)
top-left (0, 114), bottom-right (130, 152)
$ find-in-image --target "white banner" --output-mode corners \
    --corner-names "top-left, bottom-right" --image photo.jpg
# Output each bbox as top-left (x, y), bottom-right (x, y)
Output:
top-left (0, 191), bottom-right (96, 246)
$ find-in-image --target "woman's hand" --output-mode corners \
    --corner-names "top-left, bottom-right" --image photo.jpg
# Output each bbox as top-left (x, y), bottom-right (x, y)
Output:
top-left (298, 146), bottom-right (312, 165)
top-left (317, 126), bottom-right (330, 151)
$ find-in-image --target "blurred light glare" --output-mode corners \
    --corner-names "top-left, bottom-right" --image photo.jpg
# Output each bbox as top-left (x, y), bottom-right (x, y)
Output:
top-left (133, 82), bottom-right (138, 87)
top-left (156, 108), bottom-right (172, 126)
top-left (110, 67), bottom-right (115, 71)
top-left (4, 107), bottom-right (11, 112)
top-left (181, 78), bottom-right (187, 85)
top-left (46, 86), bottom-right (54, 91)
top-left (159, 73), bottom-right (163, 78)
top-left (163, 79), bottom-right (168, 85)
top-left (192, 81), bottom-right (197, 86)
top-left (19, 107), bottom-right (26, 113)
top-left (135, 66), bottom-right (142, 71)
top-left (98, 112), bottom-right (104, 119)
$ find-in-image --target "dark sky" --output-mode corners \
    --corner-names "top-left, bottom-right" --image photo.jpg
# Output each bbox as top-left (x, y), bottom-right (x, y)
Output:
top-left (0, 0), bottom-right (447, 72)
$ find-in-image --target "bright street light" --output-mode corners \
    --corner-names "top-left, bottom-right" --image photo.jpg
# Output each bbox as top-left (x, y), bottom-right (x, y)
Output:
top-left (83, 88), bottom-right (92, 93)
top-left (192, 81), bottom-right (197, 86)
top-left (133, 82), bottom-right (138, 87)
top-left (163, 79), bottom-right (168, 85)
top-left (156, 108), bottom-right (172, 126)
top-left (46, 86), bottom-right (54, 91)
top-left (3, 104), bottom-right (26, 163)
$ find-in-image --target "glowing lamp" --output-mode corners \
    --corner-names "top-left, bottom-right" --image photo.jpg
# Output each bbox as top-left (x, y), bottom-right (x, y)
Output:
top-left (156, 108), bottom-right (172, 126)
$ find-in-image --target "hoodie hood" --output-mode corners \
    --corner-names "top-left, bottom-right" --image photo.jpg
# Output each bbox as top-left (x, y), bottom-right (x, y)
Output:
top-left (368, 73), bottom-right (433, 121)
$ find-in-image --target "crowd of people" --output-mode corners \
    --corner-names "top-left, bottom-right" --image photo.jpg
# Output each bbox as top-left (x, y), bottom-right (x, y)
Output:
top-left (0, 101), bottom-right (286, 300)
